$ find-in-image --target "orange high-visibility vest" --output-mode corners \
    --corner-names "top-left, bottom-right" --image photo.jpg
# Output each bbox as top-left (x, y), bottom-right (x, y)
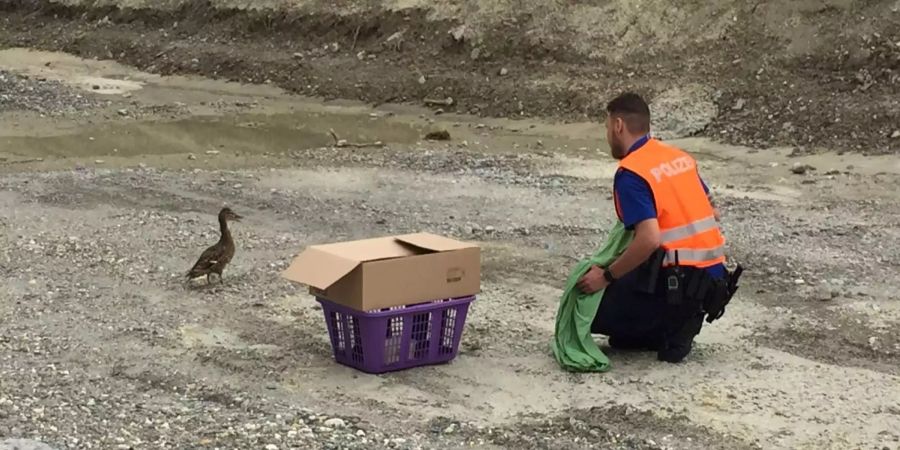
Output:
top-left (615, 138), bottom-right (726, 268)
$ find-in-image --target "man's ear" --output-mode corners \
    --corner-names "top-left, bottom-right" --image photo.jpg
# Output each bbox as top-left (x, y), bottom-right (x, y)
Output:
top-left (614, 116), bottom-right (625, 134)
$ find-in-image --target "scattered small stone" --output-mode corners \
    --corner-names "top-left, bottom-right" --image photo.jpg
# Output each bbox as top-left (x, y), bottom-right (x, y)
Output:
top-left (891, 130), bottom-right (900, 139)
top-left (424, 97), bottom-right (454, 107)
top-left (188, 154), bottom-right (197, 160)
top-left (292, 52), bottom-right (304, 60)
top-left (814, 285), bottom-right (838, 301)
top-left (732, 98), bottom-right (746, 111)
top-left (790, 163), bottom-right (815, 175)
top-left (794, 279), bottom-right (806, 285)
top-left (323, 418), bottom-right (346, 428)
top-left (95, 160), bottom-right (105, 164)
top-left (92, 85), bottom-right (100, 90)
top-left (417, 75), bottom-right (426, 85)
top-left (205, 150), bottom-right (220, 155)
top-left (117, 109), bottom-right (129, 116)
top-left (499, 67), bottom-right (509, 76)
top-left (449, 24), bottom-right (468, 42)
top-left (424, 130), bottom-right (451, 141)
top-left (385, 31), bottom-right (405, 46)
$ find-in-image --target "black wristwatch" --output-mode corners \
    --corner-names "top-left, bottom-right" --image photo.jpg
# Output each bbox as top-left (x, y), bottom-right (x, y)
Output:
top-left (602, 267), bottom-right (617, 283)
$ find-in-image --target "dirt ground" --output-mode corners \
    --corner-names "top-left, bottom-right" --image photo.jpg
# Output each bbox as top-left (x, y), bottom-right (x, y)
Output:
top-left (1, 1), bottom-right (900, 450)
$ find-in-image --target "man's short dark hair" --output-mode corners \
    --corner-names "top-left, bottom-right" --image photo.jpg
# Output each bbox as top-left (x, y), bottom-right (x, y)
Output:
top-left (606, 92), bottom-right (651, 134)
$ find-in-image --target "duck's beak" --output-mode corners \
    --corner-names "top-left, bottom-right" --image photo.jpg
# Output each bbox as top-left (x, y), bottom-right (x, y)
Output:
top-left (233, 214), bottom-right (244, 222)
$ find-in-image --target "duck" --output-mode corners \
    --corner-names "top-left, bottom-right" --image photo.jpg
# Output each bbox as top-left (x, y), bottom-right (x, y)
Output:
top-left (186, 207), bottom-right (243, 284)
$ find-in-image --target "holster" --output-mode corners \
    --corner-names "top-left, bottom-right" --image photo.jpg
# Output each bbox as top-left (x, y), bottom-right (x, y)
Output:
top-left (704, 264), bottom-right (743, 323)
top-left (675, 264), bottom-right (743, 324)
top-left (637, 247), bottom-right (744, 324)
top-left (633, 247), bottom-right (666, 295)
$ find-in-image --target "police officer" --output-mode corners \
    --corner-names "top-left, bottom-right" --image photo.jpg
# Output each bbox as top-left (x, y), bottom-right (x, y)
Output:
top-left (576, 92), bottom-right (729, 363)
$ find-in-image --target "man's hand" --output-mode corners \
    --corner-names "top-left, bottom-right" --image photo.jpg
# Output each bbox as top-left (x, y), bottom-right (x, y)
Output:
top-left (576, 265), bottom-right (609, 294)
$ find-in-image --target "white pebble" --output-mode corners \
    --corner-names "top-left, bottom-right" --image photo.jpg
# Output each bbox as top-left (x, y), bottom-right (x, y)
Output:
top-left (323, 418), bottom-right (346, 428)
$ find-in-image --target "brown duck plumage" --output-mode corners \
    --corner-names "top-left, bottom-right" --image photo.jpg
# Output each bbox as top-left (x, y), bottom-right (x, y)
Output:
top-left (187, 207), bottom-right (242, 283)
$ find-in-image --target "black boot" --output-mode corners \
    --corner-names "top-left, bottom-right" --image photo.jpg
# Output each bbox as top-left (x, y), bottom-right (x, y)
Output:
top-left (658, 312), bottom-right (704, 363)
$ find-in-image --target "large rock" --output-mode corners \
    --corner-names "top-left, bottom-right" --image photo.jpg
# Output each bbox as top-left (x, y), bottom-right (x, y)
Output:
top-left (0, 439), bottom-right (56, 450)
top-left (650, 84), bottom-right (718, 140)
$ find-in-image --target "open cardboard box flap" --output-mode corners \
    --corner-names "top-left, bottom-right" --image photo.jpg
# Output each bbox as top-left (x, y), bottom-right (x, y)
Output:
top-left (394, 232), bottom-right (476, 252)
top-left (281, 232), bottom-right (480, 311)
top-left (282, 232), bottom-right (477, 289)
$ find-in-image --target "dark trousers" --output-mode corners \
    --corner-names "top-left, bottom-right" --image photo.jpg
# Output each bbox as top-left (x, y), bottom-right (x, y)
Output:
top-left (590, 268), bottom-right (704, 362)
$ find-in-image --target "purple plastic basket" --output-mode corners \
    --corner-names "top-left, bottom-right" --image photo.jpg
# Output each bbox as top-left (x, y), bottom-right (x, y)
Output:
top-left (317, 295), bottom-right (475, 374)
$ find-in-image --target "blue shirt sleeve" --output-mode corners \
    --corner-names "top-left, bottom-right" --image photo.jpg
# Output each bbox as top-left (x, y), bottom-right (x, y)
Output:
top-left (613, 169), bottom-right (657, 229)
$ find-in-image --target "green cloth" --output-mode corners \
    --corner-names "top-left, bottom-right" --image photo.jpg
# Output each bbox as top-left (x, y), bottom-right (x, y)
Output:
top-left (551, 221), bottom-right (634, 372)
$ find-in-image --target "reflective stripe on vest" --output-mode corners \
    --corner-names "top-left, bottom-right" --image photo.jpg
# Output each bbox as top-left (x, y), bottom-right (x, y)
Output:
top-left (664, 246), bottom-right (726, 265)
top-left (659, 215), bottom-right (718, 244)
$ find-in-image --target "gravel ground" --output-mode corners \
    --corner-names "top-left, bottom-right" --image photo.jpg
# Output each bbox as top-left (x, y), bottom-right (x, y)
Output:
top-left (0, 70), bottom-right (102, 116)
top-left (1, 42), bottom-right (900, 450)
top-left (1, 143), bottom-right (899, 449)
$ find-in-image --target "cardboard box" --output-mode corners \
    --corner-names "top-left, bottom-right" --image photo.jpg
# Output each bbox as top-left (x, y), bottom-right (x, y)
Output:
top-left (281, 233), bottom-right (480, 311)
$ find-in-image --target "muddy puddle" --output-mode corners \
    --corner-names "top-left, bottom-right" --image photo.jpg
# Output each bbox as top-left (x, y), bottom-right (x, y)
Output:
top-left (0, 110), bottom-right (422, 160)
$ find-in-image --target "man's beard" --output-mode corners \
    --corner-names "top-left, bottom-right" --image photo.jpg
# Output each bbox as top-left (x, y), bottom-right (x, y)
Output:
top-left (610, 142), bottom-right (626, 160)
